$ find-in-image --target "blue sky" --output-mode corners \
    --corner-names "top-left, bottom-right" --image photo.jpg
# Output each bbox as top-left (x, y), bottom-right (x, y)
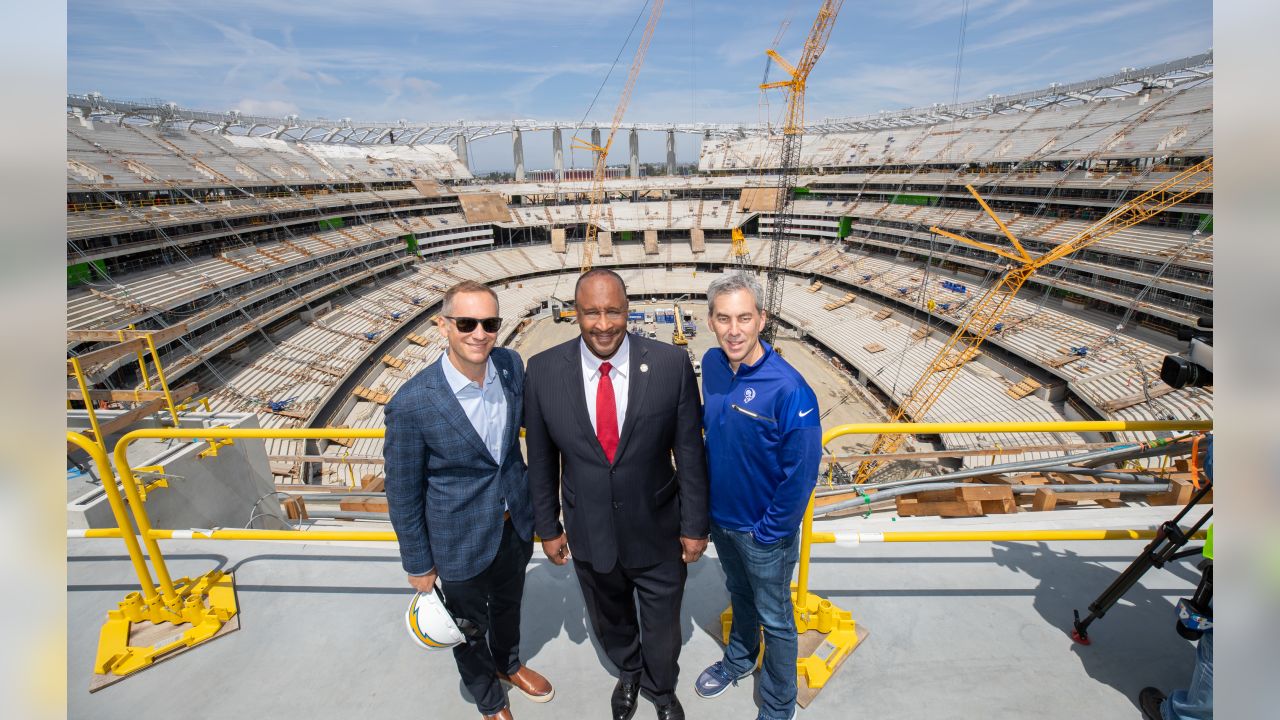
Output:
top-left (68, 0), bottom-right (1212, 172)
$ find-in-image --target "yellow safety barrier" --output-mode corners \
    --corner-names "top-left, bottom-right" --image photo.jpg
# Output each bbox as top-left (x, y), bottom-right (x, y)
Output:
top-left (76, 421), bottom-right (1210, 687)
top-left (77, 427), bottom-right (383, 683)
top-left (767, 418), bottom-right (1211, 693)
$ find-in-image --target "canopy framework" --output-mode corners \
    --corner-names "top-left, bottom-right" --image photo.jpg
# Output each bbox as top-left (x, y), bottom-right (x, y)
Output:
top-left (65, 52), bottom-right (1212, 145)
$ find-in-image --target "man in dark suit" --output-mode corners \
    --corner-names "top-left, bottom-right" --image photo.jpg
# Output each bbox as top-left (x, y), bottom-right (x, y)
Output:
top-left (525, 268), bottom-right (709, 720)
top-left (386, 280), bottom-right (553, 720)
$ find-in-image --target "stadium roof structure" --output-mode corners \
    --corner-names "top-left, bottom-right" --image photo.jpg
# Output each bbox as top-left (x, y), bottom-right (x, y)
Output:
top-left (809, 52), bottom-right (1213, 133)
top-left (66, 52), bottom-right (1211, 147)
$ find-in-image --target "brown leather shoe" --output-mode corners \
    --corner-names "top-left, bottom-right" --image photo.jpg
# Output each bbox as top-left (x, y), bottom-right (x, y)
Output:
top-left (481, 707), bottom-right (513, 720)
top-left (498, 665), bottom-right (554, 703)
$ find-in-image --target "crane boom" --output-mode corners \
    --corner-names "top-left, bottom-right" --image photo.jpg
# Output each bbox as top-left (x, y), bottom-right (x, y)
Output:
top-left (853, 156), bottom-right (1213, 483)
top-left (759, 0), bottom-right (844, 343)
top-left (577, 0), bottom-right (665, 272)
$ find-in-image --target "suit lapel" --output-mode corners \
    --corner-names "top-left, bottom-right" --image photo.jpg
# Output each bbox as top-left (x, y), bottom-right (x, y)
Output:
top-left (495, 351), bottom-right (517, 459)
top-left (614, 338), bottom-right (648, 461)
top-left (564, 339), bottom-right (609, 464)
top-left (429, 356), bottom-right (498, 466)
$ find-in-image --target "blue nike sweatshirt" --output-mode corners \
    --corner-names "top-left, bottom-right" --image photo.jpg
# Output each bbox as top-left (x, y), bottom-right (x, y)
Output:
top-left (701, 341), bottom-right (822, 544)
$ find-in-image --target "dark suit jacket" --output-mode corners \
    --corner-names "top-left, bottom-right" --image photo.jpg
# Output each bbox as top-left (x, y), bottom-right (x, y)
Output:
top-left (384, 347), bottom-right (532, 582)
top-left (524, 336), bottom-right (709, 573)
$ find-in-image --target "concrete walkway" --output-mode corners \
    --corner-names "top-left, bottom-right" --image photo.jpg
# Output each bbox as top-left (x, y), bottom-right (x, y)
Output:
top-left (68, 512), bottom-right (1202, 719)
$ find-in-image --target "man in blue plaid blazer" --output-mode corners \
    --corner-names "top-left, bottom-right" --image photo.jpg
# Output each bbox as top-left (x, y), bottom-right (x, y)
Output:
top-left (385, 280), bottom-right (552, 720)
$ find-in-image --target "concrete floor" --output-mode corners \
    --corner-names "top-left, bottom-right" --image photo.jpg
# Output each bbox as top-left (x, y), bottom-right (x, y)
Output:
top-left (69, 510), bottom-right (1202, 719)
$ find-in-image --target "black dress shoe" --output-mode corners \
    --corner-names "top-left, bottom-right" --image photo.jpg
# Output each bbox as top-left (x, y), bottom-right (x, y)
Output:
top-left (655, 697), bottom-right (684, 720)
top-left (611, 679), bottom-right (640, 720)
top-left (1138, 687), bottom-right (1166, 720)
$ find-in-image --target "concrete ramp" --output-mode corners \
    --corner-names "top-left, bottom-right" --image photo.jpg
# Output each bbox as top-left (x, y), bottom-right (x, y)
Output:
top-left (458, 192), bottom-right (513, 223)
top-left (740, 187), bottom-right (779, 212)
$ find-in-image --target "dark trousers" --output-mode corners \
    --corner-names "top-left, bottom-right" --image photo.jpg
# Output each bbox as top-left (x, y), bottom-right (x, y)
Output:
top-left (574, 556), bottom-right (687, 704)
top-left (440, 519), bottom-right (534, 715)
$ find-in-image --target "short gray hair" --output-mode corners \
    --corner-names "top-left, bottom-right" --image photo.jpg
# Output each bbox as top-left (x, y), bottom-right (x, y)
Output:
top-left (706, 273), bottom-right (764, 314)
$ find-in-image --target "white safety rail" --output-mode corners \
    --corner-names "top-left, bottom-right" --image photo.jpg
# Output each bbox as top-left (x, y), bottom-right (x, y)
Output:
top-left (503, 199), bottom-right (747, 232)
top-left (67, 187), bottom-right (454, 240)
top-left (761, 199), bottom-right (1211, 268)
top-left (68, 212), bottom-right (492, 329)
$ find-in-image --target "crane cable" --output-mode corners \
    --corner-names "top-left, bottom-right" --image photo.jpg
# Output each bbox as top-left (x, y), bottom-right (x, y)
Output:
top-left (570, 0), bottom-right (652, 170)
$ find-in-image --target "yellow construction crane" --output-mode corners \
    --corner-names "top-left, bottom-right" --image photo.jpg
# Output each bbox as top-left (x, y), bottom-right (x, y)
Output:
top-left (758, 0), bottom-right (844, 342)
top-left (731, 227), bottom-right (749, 265)
top-left (576, 0), bottom-right (665, 272)
top-left (853, 156), bottom-right (1214, 483)
top-left (672, 299), bottom-right (689, 345)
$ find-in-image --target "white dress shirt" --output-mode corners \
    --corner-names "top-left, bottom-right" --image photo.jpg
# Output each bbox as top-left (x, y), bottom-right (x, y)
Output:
top-left (580, 334), bottom-right (630, 434)
top-left (440, 353), bottom-right (508, 464)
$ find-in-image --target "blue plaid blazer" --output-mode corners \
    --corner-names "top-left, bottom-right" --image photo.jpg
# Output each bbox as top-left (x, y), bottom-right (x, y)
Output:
top-left (384, 347), bottom-right (532, 581)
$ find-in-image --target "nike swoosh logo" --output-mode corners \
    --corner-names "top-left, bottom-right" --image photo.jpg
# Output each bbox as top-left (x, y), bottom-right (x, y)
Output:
top-left (798, 409), bottom-right (814, 417)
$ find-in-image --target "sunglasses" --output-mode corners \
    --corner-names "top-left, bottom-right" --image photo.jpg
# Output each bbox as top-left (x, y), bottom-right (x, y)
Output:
top-left (445, 316), bottom-right (502, 333)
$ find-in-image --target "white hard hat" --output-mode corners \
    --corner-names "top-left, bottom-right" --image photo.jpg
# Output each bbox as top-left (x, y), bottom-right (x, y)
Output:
top-left (405, 587), bottom-right (470, 650)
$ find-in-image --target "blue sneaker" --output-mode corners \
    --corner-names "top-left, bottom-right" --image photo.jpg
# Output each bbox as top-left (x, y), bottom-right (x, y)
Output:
top-left (694, 660), bottom-right (752, 699)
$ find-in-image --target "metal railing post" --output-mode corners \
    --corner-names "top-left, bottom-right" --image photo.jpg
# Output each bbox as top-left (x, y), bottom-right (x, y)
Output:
top-left (67, 432), bottom-right (159, 601)
top-left (112, 439), bottom-right (182, 610)
top-left (143, 333), bottom-right (180, 427)
top-left (69, 357), bottom-right (109, 458)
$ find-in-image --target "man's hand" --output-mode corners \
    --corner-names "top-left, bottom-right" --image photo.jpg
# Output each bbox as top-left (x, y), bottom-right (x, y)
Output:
top-left (407, 570), bottom-right (438, 593)
top-left (542, 533), bottom-right (571, 566)
top-left (680, 536), bottom-right (708, 563)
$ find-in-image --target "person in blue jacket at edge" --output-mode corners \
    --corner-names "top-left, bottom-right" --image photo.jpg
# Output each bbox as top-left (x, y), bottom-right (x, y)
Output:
top-left (693, 272), bottom-right (823, 720)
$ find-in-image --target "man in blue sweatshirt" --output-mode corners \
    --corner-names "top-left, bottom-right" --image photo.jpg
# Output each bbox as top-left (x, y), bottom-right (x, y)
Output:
top-left (693, 272), bottom-right (822, 720)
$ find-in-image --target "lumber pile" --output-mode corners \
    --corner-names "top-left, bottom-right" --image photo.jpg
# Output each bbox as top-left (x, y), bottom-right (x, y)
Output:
top-left (352, 385), bottom-right (391, 404)
top-left (890, 464), bottom-right (1207, 518)
top-left (896, 485), bottom-right (1017, 518)
top-left (1005, 377), bottom-right (1042, 399)
top-left (823, 293), bottom-right (856, 311)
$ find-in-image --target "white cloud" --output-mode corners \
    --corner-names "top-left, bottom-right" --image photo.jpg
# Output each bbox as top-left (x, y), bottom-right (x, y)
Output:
top-left (234, 98), bottom-right (300, 116)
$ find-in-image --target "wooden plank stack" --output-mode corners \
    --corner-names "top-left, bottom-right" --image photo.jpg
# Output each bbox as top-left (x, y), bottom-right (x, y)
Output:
top-left (1005, 377), bottom-right (1042, 399)
top-left (824, 293), bottom-right (856, 311)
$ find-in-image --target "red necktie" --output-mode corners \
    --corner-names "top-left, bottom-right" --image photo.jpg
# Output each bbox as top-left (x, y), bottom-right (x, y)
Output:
top-left (596, 361), bottom-right (619, 463)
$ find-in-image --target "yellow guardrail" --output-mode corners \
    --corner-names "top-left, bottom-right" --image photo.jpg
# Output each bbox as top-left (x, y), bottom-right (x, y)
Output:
top-left (780, 418), bottom-right (1210, 688)
top-left (67, 432), bottom-right (158, 601)
top-left (71, 419), bottom-right (1209, 681)
top-left (110, 427), bottom-right (383, 608)
top-left (94, 421), bottom-right (1211, 616)
top-left (794, 419), bottom-right (1211, 610)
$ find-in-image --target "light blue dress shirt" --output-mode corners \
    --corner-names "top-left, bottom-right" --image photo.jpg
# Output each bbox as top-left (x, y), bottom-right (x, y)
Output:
top-left (440, 353), bottom-right (508, 464)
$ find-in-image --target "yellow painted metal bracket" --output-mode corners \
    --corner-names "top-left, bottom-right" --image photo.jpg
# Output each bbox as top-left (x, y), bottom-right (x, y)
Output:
top-left (130, 465), bottom-right (168, 501)
top-left (94, 570), bottom-right (238, 678)
top-left (198, 436), bottom-right (234, 459)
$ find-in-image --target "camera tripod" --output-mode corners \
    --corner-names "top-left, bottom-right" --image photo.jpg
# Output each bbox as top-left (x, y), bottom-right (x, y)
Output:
top-left (1071, 479), bottom-right (1212, 645)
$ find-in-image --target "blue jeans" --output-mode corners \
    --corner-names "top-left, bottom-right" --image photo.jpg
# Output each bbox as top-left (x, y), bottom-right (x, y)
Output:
top-left (711, 524), bottom-right (801, 720)
top-left (1162, 627), bottom-right (1212, 720)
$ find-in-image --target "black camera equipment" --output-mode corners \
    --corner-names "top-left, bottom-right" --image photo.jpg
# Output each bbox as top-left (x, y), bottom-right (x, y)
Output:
top-left (1070, 443), bottom-right (1212, 645)
top-left (1175, 557), bottom-right (1212, 640)
top-left (1161, 316), bottom-right (1212, 389)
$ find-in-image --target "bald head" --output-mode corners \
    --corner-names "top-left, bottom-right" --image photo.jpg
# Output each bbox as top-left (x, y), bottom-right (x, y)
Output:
top-left (574, 268), bottom-right (627, 303)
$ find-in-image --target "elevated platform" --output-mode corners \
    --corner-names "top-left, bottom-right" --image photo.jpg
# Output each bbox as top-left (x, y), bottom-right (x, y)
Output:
top-left (68, 508), bottom-right (1202, 719)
